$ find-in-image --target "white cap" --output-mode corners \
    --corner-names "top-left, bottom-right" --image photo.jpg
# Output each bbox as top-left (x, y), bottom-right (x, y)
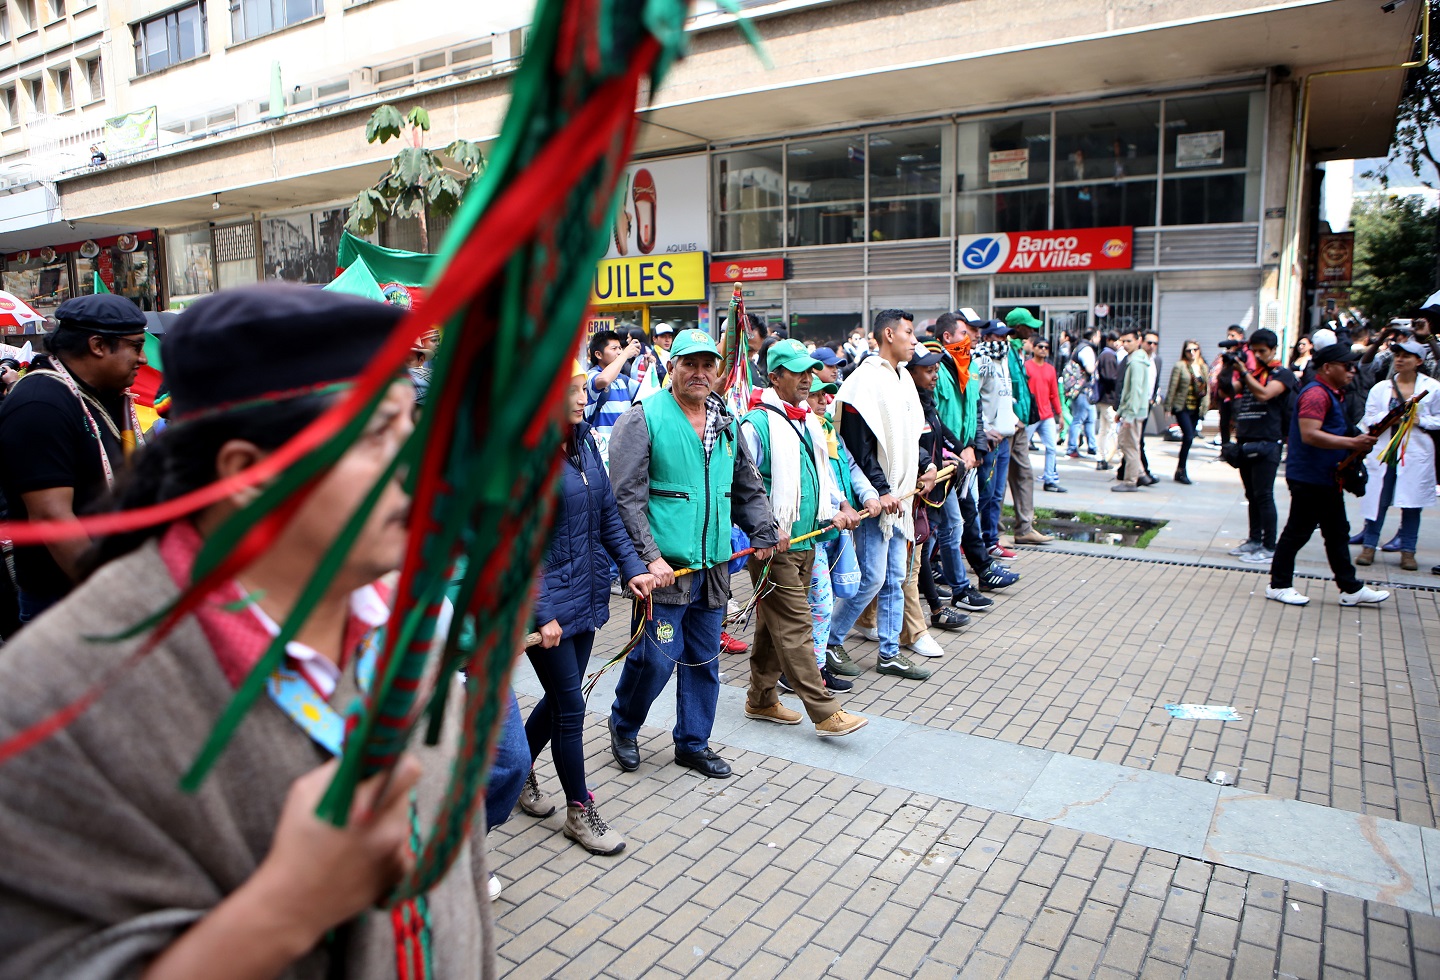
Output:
top-left (1310, 328), bottom-right (1336, 351)
top-left (653, 321), bottom-right (674, 335)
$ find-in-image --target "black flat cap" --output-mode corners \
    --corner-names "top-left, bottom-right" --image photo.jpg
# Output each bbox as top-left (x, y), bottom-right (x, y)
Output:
top-left (55, 293), bottom-right (147, 335)
top-left (164, 283), bottom-right (406, 421)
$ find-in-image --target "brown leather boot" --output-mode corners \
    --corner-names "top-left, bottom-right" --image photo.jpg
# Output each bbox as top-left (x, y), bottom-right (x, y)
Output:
top-left (1356, 547), bottom-right (1375, 566)
top-left (1401, 552), bottom-right (1418, 571)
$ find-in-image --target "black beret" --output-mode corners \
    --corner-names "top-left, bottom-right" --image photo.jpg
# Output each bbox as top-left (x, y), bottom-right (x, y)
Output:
top-left (54, 293), bottom-right (147, 335)
top-left (164, 283), bottom-right (406, 421)
top-left (1312, 343), bottom-right (1360, 367)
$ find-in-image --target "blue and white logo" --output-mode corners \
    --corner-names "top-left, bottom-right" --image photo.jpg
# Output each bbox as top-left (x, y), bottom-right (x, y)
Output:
top-left (956, 233), bottom-right (1011, 273)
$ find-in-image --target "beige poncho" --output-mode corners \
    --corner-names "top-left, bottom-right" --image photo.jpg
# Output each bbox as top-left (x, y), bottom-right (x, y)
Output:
top-left (0, 541), bottom-right (495, 980)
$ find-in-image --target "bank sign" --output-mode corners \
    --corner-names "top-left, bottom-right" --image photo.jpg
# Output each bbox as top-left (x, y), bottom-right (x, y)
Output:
top-left (591, 252), bottom-right (708, 305)
top-left (956, 227), bottom-right (1134, 274)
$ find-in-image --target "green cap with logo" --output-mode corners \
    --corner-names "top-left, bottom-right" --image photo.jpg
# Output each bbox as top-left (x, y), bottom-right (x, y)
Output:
top-left (1004, 308), bottom-right (1044, 331)
top-left (765, 338), bottom-right (823, 375)
top-left (809, 376), bottom-right (838, 395)
top-left (668, 328), bottom-right (720, 359)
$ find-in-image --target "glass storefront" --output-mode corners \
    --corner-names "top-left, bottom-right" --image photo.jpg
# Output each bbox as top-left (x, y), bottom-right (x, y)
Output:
top-left (2, 232), bottom-right (160, 320)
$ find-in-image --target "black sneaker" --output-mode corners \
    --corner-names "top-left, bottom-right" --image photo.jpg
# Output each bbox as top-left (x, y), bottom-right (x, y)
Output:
top-left (1096, 460), bottom-right (1110, 471)
top-left (934, 583), bottom-right (953, 601)
top-left (777, 673), bottom-right (795, 694)
top-left (822, 667), bottom-right (853, 692)
top-left (979, 563), bottom-right (1020, 591)
top-left (953, 587), bottom-right (994, 611)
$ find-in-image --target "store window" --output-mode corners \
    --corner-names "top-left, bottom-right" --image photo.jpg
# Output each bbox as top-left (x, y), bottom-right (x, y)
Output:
top-left (166, 227), bottom-right (215, 302)
top-left (231, 0), bottom-right (320, 44)
top-left (134, 2), bottom-right (207, 75)
top-left (714, 146), bottom-right (783, 251)
top-left (956, 113), bottom-right (1051, 234)
top-left (869, 125), bottom-right (947, 242)
top-left (262, 207), bottom-right (346, 283)
top-left (1055, 102), bottom-right (1159, 229)
top-left (1096, 272), bottom-right (1155, 332)
top-left (1161, 91), bottom-right (1262, 225)
top-left (2, 255), bottom-right (71, 313)
top-left (75, 236), bottom-right (160, 310)
top-left (787, 136), bottom-right (865, 247)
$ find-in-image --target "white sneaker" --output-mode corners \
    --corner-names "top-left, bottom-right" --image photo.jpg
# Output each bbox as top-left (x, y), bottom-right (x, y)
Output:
top-left (1228, 541), bottom-right (1262, 557)
top-left (1339, 585), bottom-right (1390, 606)
top-left (727, 599), bottom-right (742, 618)
top-left (907, 633), bottom-right (945, 658)
top-left (855, 625), bottom-right (880, 641)
top-left (1240, 549), bottom-right (1274, 564)
top-left (488, 875), bottom-right (502, 900)
top-left (1265, 586), bottom-right (1310, 606)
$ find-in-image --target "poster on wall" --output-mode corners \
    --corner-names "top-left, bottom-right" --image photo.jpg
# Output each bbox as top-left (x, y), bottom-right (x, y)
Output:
top-left (102, 107), bottom-right (159, 157)
top-left (1175, 131), bottom-right (1224, 168)
top-left (262, 207), bottom-right (348, 284)
top-left (987, 148), bottom-right (1030, 183)
top-left (1317, 232), bottom-right (1354, 285)
top-left (605, 154), bottom-right (708, 259)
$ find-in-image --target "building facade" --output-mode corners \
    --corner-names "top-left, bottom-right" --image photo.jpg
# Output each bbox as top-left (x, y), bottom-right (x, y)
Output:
top-left (0, 0), bottom-right (1422, 367)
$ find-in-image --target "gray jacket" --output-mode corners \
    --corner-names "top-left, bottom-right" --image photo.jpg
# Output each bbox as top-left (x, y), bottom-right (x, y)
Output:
top-left (609, 399), bottom-right (779, 608)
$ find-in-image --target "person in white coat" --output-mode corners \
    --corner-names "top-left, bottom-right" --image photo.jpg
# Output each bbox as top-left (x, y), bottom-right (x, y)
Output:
top-left (1356, 339), bottom-right (1440, 572)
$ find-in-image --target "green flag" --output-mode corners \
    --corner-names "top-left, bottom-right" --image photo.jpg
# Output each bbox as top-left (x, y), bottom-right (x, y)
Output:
top-left (336, 232), bottom-right (432, 287)
top-left (323, 256), bottom-right (386, 302)
top-left (142, 332), bottom-right (163, 372)
top-left (93, 271), bottom-right (110, 294)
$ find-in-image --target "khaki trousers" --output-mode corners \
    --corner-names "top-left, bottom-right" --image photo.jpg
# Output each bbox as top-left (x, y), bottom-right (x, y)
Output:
top-left (1117, 421), bottom-right (1143, 487)
top-left (1007, 427), bottom-right (1036, 537)
top-left (899, 541), bottom-right (928, 646)
top-left (748, 550), bottom-right (833, 723)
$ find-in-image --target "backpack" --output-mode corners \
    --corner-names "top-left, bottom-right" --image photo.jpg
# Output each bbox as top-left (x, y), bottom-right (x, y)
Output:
top-left (1061, 350), bottom-right (1089, 400)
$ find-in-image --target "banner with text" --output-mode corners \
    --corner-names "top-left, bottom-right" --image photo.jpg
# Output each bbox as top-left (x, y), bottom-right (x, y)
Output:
top-left (956, 227), bottom-right (1134, 274)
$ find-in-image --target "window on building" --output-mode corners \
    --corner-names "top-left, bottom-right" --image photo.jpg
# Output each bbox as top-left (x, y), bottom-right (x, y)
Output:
top-left (1, 85), bottom-right (17, 128)
top-left (869, 125), bottom-right (948, 242)
top-left (1161, 91), bottom-right (1263, 225)
top-left (956, 113), bottom-right (1051, 235)
top-left (51, 65), bottom-right (71, 111)
top-left (787, 136), bottom-right (865, 247)
top-left (0, 5), bottom-right (10, 41)
top-left (15, 0), bottom-right (33, 31)
top-left (714, 146), bottom-right (783, 251)
top-left (80, 55), bottom-right (102, 101)
top-left (134, 3), bottom-right (207, 75)
top-left (1054, 102), bottom-right (1160, 229)
top-left (46, 0), bottom-right (62, 21)
top-left (230, 0), bottom-right (322, 44)
top-left (23, 76), bottom-right (43, 115)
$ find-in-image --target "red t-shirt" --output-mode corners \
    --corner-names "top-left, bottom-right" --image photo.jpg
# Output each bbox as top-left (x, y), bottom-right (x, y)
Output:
top-left (1297, 379), bottom-right (1343, 421)
top-left (1025, 360), bottom-right (1063, 421)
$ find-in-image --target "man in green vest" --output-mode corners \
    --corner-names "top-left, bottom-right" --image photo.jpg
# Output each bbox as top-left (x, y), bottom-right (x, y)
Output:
top-left (607, 329), bottom-right (781, 779)
top-left (740, 340), bottom-right (869, 738)
top-left (1003, 308), bottom-right (1053, 546)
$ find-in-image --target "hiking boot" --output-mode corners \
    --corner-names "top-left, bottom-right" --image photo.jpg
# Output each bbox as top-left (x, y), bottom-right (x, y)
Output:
top-left (746, 700), bottom-right (802, 725)
top-left (1401, 552), bottom-right (1419, 571)
top-left (953, 586), bottom-right (994, 611)
top-left (563, 797), bottom-right (626, 855)
top-left (826, 643), bottom-right (862, 677)
top-left (816, 709), bottom-right (868, 737)
top-left (518, 770), bottom-right (555, 818)
top-left (822, 667), bottom-right (853, 692)
top-left (876, 652), bottom-right (931, 680)
top-left (1355, 547), bottom-right (1375, 566)
top-left (1339, 585), bottom-right (1390, 606)
top-left (719, 631), bottom-right (748, 654)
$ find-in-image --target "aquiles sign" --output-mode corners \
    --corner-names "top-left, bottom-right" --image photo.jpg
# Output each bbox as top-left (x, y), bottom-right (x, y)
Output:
top-left (956, 227), bottom-right (1133, 274)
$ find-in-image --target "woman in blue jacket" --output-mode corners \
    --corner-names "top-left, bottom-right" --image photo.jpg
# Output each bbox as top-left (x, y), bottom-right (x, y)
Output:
top-left (519, 362), bottom-right (653, 855)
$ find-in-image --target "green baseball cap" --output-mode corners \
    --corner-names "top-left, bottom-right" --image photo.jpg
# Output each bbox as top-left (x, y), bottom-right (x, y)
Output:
top-left (668, 328), bottom-right (720, 359)
top-left (809, 377), bottom-right (838, 395)
top-left (765, 338), bottom-right (823, 375)
top-left (1005, 308), bottom-right (1044, 331)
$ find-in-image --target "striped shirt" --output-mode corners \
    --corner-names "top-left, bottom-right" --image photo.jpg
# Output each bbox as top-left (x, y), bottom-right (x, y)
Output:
top-left (586, 367), bottom-right (640, 439)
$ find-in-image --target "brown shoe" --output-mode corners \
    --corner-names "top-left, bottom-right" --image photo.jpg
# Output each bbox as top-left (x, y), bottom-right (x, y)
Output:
top-left (816, 710), bottom-right (868, 737)
top-left (1356, 547), bottom-right (1375, 566)
top-left (1401, 552), bottom-right (1419, 571)
top-left (1013, 529), bottom-right (1053, 545)
top-left (745, 700), bottom-right (802, 725)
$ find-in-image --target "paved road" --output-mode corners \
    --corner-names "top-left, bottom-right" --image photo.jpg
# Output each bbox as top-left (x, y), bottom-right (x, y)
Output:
top-left (490, 436), bottom-right (1440, 978)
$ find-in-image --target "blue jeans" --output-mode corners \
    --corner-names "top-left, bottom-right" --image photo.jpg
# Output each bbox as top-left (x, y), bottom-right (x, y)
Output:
top-left (1067, 391), bottom-right (1096, 454)
top-left (978, 437), bottom-right (1012, 551)
top-left (485, 691), bottom-right (529, 830)
top-left (829, 517), bottom-right (908, 662)
top-left (16, 588), bottom-right (60, 625)
top-left (1028, 417), bottom-right (1060, 485)
top-left (1361, 465), bottom-right (1422, 552)
top-left (610, 574), bottom-right (724, 754)
top-left (526, 629), bottom-right (596, 805)
top-left (929, 487), bottom-right (972, 590)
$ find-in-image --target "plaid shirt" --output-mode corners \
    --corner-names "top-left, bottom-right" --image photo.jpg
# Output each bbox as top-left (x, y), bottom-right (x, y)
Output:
top-left (702, 392), bottom-right (728, 456)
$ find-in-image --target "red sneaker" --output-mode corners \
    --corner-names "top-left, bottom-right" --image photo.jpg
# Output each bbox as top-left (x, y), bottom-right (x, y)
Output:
top-left (720, 631), bottom-right (748, 654)
top-left (988, 544), bottom-right (1018, 560)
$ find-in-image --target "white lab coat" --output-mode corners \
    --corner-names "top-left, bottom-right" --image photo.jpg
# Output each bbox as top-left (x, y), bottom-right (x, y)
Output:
top-left (1360, 374), bottom-right (1440, 518)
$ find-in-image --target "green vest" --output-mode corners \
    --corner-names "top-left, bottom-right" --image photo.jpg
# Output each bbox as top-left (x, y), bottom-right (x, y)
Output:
top-left (643, 390), bottom-right (736, 569)
top-left (742, 407), bottom-right (820, 552)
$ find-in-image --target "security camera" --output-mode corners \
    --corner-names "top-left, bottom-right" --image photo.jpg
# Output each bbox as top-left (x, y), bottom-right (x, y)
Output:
top-left (1381, 1), bottom-right (1404, 13)
top-left (66, 220), bottom-right (76, 230)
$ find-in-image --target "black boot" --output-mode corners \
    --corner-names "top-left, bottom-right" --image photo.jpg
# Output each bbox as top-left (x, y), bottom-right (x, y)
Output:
top-left (1174, 467), bottom-right (1191, 485)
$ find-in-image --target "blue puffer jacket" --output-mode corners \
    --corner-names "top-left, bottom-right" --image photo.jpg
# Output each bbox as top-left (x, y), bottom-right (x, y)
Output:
top-left (535, 422), bottom-right (649, 638)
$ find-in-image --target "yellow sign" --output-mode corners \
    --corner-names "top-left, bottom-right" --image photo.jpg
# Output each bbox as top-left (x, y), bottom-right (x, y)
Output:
top-left (591, 252), bottom-right (706, 306)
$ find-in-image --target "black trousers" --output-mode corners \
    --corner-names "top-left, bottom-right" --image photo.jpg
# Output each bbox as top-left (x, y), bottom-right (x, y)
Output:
top-left (1237, 442), bottom-right (1281, 549)
top-left (1271, 479), bottom-right (1362, 594)
top-left (1174, 408), bottom-right (1200, 472)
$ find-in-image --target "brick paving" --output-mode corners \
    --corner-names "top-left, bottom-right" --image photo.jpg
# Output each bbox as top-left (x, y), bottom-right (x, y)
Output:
top-left (491, 713), bottom-right (1440, 978)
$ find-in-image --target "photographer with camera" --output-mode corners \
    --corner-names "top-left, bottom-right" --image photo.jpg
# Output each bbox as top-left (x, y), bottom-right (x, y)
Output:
top-left (1222, 329), bottom-right (1298, 564)
top-left (1210, 325), bottom-right (1248, 446)
top-left (1266, 344), bottom-right (1388, 607)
